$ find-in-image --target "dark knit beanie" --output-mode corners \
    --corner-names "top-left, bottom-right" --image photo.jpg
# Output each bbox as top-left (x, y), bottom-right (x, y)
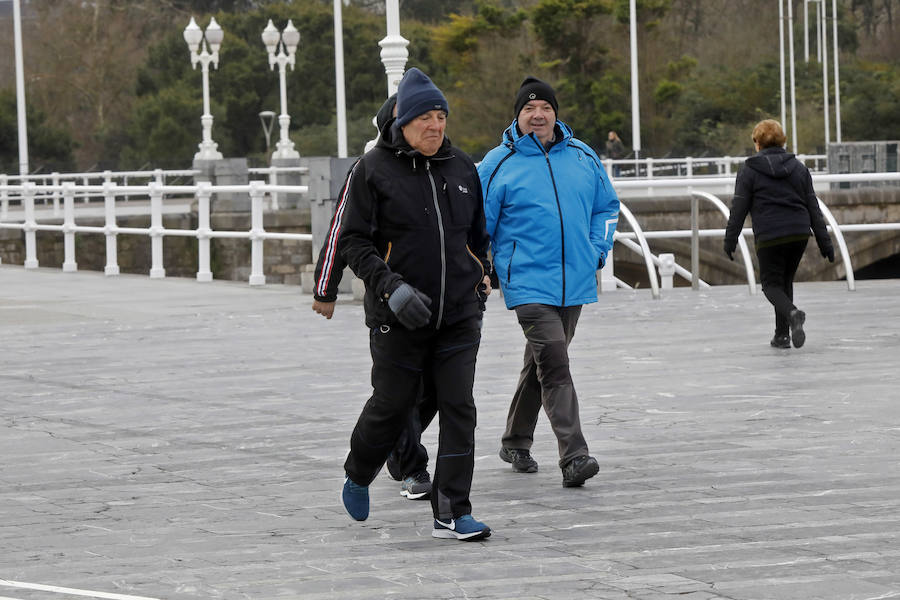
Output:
top-left (395, 68), bottom-right (449, 127)
top-left (376, 93), bottom-right (398, 132)
top-left (514, 76), bottom-right (558, 117)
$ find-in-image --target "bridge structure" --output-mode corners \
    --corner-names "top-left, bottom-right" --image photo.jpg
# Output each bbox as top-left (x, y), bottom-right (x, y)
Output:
top-left (1, 167), bottom-right (899, 300)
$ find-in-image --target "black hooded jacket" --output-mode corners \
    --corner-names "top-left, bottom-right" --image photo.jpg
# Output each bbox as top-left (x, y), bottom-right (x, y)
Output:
top-left (338, 119), bottom-right (491, 329)
top-left (724, 147), bottom-right (833, 254)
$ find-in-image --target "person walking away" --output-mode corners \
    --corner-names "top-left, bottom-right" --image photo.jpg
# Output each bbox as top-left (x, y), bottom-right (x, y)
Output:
top-left (338, 68), bottom-right (493, 541)
top-left (312, 94), bottom-right (435, 502)
top-left (478, 76), bottom-right (620, 488)
top-left (724, 119), bottom-right (834, 349)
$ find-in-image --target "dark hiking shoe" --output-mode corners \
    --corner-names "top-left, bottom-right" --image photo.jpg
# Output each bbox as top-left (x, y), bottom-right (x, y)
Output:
top-left (385, 451), bottom-right (402, 481)
top-left (499, 447), bottom-right (538, 473)
top-left (561, 455), bottom-right (599, 488)
top-left (770, 333), bottom-right (791, 349)
top-left (400, 470), bottom-right (431, 500)
top-left (790, 309), bottom-right (806, 348)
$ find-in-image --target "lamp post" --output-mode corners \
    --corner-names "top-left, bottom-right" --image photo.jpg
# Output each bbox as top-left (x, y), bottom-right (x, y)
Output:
top-left (13, 0), bottom-right (29, 176)
top-left (184, 17), bottom-right (224, 161)
top-left (379, 0), bottom-right (409, 95)
top-left (262, 19), bottom-right (300, 159)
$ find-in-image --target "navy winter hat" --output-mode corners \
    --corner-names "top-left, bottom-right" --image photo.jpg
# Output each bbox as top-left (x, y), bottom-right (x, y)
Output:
top-left (376, 93), bottom-right (398, 132)
top-left (395, 68), bottom-right (449, 127)
top-left (514, 76), bottom-right (558, 117)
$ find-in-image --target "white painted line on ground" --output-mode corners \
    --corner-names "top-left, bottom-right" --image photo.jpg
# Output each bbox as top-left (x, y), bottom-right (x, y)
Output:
top-left (0, 580), bottom-right (161, 600)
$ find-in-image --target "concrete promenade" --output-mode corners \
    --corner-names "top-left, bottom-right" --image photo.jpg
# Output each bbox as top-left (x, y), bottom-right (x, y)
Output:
top-left (2, 266), bottom-right (899, 600)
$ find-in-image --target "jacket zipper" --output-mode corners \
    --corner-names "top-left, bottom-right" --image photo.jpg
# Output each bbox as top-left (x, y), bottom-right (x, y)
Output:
top-left (426, 159), bottom-right (446, 327)
top-left (507, 240), bottom-right (516, 285)
top-left (541, 145), bottom-right (566, 305)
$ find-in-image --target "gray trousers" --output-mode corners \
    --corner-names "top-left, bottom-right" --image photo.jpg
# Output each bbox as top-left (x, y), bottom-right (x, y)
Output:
top-left (502, 303), bottom-right (589, 468)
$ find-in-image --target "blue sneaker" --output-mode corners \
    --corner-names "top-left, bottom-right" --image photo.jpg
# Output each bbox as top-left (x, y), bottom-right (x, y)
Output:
top-left (431, 514), bottom-right (491, 541)
top-left (342, 476), bottom-right (369, 521)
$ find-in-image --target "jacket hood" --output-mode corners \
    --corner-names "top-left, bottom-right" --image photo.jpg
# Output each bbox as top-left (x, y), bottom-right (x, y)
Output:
top-left (501, 119), bottom-right (574, 154)
top-left (375, 116), bottom-right (453, 159)
top-left (745, 146), bottom-right (799, 179)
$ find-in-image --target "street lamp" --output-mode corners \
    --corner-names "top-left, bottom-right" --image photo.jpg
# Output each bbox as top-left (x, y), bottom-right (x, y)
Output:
top-left (262, 19), bottom-right (300, 159)
top-left (184, 16), bottom-right (224, 161)
top-left (259, 110), bottom-right (276, 154)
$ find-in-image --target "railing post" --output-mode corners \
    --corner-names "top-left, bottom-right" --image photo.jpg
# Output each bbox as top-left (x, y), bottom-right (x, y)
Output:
top-left (62, 182), bottom-right (77, 272)
top-left (196, 182), bottom-right (213, 282)
top-left (82, 175), bottom-right (90, 203)
top-left (658, 253), bottom-right (676, 289)
top-left (51, 172), bottom-right (61, 216)
top-left (149, 182), bottom-right (165, 279)
top-left (686, 156), bottom-right (693, 178)
top-left (154, 168), bottom-right (164, 186)
top-left (248, 180), bottom-right (266, 286)
top-left (690, 189), bottom-right (699, 290)
top-left (269, 168), bottom-right (279, 211)
top-left (23, 182), bottom-right (38, 269)
top-left (646, 157), bottom-right (655, 196)
top-left (103, 181), bottom-right (120, 276)
top-left (599, 249), bottom-right (616, 293)
top-left (723, 156), bottom-right (732, 175)
top-left (1, 174), bottom-right (8, 221)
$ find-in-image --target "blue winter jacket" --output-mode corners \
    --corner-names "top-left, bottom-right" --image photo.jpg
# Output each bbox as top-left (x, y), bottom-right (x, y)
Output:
top-left (478, 120), bottom-right (619, 309)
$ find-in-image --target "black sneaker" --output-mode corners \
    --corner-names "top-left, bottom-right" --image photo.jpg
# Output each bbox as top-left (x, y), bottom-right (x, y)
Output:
top-left (385, 451), bottom-right (402, 481)
top-left (770, 333), bottom-right (791, 349)
top-left (400, 470), bottom-right (431, 500)
top-left (789, 309), bottom-right (806, 348)
top-left (498, 447), bottom-right (538, 473)
top-left (561, 455), bottom-right (599, 488)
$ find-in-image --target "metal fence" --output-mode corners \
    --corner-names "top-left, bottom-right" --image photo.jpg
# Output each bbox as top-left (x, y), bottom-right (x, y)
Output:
top-left (2, 171), bottom-right (899, 297)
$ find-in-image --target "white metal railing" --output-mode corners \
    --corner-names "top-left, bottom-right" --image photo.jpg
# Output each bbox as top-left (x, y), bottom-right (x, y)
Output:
top-left (0, 181), bottom-right (309, 285)
top-left (0, 166), bottom-right (309, 217)
top-left (603, 154), bottom-right (828, 179)
top-left (608, 171), bottom-right (900, 297)
top-left (2, 171), bottom-right (899, 294)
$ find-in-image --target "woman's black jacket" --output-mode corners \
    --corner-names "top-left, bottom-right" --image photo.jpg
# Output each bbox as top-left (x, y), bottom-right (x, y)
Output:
top-left (724, 147), bottom-right (833, 255)
top-left (338, 121), bottom-right (491, 330)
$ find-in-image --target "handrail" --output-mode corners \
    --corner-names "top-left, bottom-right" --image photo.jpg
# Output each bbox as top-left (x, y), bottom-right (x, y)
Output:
top-left (692, 190), bottom-right (756, 294)
top-left (816, 196), bottom-right (855, 291)
top-left (615, 202), bottom-right (660, 299)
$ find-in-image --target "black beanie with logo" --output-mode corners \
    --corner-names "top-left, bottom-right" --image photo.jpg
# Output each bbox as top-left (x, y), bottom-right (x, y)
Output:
top-left (514, 76), bottom-right (558, 117)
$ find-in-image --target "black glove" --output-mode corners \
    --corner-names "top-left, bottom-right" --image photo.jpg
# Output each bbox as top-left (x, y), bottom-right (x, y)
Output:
top-left (723, 240), bottom-right (735, 261)
top-left (387, 283), bottom-right (432, 329)
top-left (821, 246), bottom-right (835, 263)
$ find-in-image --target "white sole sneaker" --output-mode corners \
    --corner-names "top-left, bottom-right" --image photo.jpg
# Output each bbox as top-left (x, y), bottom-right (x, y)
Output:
top-left (400, 489), bottom-right (429, 500)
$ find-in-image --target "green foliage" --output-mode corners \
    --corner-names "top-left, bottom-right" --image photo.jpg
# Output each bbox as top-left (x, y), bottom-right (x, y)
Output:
top-left (117, 1), bottom-right (394, 167)
top-left (0, 89), bottom-right (76, 173)
top-left (841, 61), bottom-right (900, 141)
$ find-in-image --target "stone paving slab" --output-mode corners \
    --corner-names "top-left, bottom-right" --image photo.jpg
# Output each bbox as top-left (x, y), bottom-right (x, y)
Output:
top-left (1, 265), bottom-right (900, 600)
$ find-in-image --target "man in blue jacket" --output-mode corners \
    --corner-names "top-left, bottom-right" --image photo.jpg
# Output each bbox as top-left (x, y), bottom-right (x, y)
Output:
top-left (478, 77), bottom-right (620, 488)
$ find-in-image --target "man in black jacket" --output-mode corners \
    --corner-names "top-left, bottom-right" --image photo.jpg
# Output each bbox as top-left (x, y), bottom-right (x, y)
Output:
top-left (724, 119), bottom-right (834, 349)
top-left (312, 94), bottom-right (436, 503)
top-left (338, 68), bottom-right (493, 541)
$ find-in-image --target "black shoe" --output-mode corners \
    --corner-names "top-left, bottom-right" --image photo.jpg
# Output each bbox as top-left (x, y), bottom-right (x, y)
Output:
top-left (789, 309), bottom-right (806, 348)
top-left (385, 452), bottom-right (402, 481)
top-left (561, 455), bottom-right (599, 488)
top-left (498, 447), bottom-right (538, 473)
top-left (770, 333), bottom-right (791, 349)
top-left (400, 470), bottom-right (431, 500)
